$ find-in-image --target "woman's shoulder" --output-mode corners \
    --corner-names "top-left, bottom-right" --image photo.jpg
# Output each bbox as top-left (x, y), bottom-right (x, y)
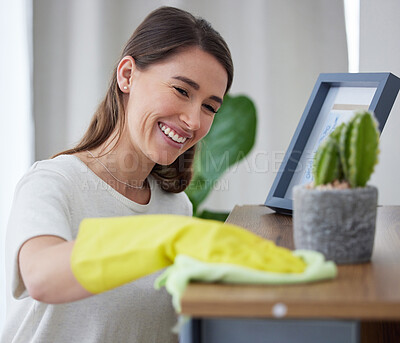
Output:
top-left (21, 154), bottom-right (85, 185)
top-left (10, 155), bottom-right (85, 205)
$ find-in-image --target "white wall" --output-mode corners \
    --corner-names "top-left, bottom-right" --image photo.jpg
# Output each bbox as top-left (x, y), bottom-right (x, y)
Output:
top-left (360, 0), bottom-right (400, 205)
top-left (197, 0), bottom-right (348, 211)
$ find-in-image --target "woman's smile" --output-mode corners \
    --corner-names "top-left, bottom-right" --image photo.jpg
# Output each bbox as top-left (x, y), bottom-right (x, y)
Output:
top-left (158, 122), bottom-right (189, 144)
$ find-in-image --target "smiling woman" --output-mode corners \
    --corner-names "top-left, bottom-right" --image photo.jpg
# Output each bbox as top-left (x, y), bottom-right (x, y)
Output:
top-left (2, 6), bottom-right (233, 343)
top-left (57, 7), bottom-right (233, 195)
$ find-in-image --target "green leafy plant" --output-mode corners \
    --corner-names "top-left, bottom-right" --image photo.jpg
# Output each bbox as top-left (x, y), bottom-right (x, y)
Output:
top-left (185, 94), bottom-right (257, 220)
top-left (313, 110), bottom-right (380, 187)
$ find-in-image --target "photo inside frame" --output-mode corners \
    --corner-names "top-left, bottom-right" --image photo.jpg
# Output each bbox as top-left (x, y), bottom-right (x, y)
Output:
top-left (284, 86), bottom-right (377, 200)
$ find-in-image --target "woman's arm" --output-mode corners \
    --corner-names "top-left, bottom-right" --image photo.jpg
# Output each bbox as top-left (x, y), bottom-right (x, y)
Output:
top-left (19, 235), bottom-right (93, 304)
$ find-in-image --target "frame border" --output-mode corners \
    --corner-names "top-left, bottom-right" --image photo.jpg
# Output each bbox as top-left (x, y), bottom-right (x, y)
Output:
top-left (265, 72), bottom-right (400, 215)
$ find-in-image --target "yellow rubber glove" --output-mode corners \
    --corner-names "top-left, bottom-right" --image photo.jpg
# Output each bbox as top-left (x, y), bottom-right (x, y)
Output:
top-left (71, 215), bottom-right (306, 294)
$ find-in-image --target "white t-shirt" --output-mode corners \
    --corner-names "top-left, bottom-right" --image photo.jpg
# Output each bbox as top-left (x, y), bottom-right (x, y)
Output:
top-left (1, 155), bottom-right (192, 343)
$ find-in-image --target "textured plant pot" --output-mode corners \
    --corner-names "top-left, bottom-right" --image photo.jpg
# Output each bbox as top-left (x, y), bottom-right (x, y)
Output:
top-left (293, 185), bottom-right (378, 264)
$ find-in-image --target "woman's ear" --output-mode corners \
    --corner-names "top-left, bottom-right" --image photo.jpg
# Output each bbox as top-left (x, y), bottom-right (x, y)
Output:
top-left (117, 56), bottom-right (136, 93)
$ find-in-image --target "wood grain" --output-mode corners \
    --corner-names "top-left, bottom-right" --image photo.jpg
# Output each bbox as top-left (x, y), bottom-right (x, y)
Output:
top-left (181, 205), bottom-right (400, 321)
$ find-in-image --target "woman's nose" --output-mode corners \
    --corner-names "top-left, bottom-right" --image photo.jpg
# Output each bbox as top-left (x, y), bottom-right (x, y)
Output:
top-left (180, 108), bottom-right (201, 131)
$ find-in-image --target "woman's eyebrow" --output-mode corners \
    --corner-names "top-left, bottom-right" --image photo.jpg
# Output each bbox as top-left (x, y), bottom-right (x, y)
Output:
top-left (172, 76), bottom-right (200, 90)
top-left (172, 75), bottom-right (223, 104)
top-left (210, 95), bottom-right (223, 105)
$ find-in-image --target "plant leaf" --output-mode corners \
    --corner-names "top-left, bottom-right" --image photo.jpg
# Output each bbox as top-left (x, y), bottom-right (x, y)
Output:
top-left (348, 112), bottom-right (380, 187)
top-left (185, 94), bottom-right (257, 214)
top-left (313, 137), bottom-right (340, 186)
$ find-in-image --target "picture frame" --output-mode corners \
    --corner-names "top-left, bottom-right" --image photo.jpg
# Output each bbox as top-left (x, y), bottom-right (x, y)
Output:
top-left (265, 72), bottom-right (400, 215)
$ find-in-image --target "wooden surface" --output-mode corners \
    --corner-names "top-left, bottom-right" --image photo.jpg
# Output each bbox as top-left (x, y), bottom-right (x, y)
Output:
top-left (181, 205), bottom-right (400, 321)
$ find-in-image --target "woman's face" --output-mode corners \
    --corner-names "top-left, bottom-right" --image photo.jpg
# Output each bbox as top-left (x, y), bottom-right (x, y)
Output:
top-left (122, 47), bottom-right (228, 166)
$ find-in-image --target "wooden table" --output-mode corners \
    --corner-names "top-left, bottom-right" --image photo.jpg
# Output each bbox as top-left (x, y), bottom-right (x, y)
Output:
top-left (179, 205), bottom-right (400, 343)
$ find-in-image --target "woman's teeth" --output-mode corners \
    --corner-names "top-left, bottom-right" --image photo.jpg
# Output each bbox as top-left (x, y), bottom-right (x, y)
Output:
top-left (159, 123), bottom-right (187, 143)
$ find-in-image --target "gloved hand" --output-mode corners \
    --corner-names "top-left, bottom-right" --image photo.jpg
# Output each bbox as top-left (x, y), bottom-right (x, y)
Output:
top-left (71, 215), bottom-right (306, 294)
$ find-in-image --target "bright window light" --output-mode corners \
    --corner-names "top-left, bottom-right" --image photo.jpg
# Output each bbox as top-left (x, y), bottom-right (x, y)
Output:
top-left (344, 0), bottom-right (360, 73)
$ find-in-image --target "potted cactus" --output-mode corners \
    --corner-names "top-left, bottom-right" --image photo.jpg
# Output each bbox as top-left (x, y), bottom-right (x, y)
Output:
top-left (293, 110), bottom-right (380, 264)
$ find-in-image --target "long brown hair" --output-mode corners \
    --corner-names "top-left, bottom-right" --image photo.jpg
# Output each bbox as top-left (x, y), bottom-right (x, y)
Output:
top-left (53, 6), bottom-right (233, 193)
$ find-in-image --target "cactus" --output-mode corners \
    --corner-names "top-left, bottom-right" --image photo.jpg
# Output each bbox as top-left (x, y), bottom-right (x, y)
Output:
top-left (313, 111), bottom-right (380, 187)
top-left (313, 137), bottom-right (340, 185)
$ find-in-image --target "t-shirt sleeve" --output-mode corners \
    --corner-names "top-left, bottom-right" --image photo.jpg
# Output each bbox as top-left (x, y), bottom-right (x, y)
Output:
top-left (6, 166), bottom-right (73, 299)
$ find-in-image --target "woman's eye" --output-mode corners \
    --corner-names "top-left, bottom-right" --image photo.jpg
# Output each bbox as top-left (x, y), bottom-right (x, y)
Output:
top-left (174, 87), bottom-right (189, 97)
top-left (203, 104), bottom-right (217, 114)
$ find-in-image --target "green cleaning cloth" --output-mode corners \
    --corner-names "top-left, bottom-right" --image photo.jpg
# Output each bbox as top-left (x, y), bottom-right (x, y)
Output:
top-left (154, 250), bottom-right (337, 312)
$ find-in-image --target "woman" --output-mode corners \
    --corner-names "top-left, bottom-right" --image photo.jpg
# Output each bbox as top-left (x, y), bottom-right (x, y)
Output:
top-left (2, 6), bottom-right (233, 343)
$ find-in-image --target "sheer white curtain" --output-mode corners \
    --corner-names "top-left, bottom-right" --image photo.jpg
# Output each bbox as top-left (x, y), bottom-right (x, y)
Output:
top-left (0, 0), bottom-right (34, 332)
top-left (360, 0), bottom-right (400, 205)
top-left (33, 0), bottom-right (348, 213)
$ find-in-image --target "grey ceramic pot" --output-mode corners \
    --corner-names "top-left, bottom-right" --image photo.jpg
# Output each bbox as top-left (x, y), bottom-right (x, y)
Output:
top-left (293, 185), bottom-right (378, 264)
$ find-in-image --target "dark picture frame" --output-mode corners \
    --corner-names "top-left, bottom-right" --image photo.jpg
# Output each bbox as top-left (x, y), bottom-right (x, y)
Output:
top-left (265, 72), bottom-right (400, 215)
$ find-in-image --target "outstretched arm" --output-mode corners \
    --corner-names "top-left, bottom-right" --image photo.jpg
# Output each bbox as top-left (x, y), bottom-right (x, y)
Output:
top-left (19, 235), bottom-right (92, 304)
